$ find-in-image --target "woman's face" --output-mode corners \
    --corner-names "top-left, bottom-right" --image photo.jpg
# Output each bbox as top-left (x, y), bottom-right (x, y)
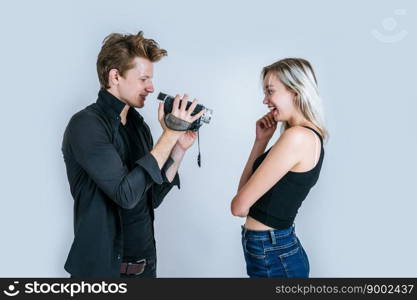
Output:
top-left (262, 72), bottom-right (297, 122)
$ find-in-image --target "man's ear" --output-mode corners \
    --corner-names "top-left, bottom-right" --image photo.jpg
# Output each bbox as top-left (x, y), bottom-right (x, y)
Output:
top-left (108, 69), bottom-right (119, 87)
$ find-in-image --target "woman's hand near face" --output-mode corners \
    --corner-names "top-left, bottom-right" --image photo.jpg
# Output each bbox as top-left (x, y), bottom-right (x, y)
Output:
top-left (256, 111), bottom-right (277, 142)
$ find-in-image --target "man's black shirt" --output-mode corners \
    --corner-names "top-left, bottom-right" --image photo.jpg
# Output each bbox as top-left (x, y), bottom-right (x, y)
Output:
top-left (62, 89), bottom-right (179, 277)
top-left (118, 108), bottom-right (174, 261)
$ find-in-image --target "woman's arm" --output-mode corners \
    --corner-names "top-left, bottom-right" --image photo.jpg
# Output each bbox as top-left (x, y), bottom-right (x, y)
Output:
top-left (238, 111), bottom-right (278, 191)
top-left (237, 139), bottom-right (269, 191)
top-left (231, 127), bottom-right (306, 217)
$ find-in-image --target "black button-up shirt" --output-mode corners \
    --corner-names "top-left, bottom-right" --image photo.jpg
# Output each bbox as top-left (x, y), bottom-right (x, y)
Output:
top-left (62, 89), bottom-right (179, 277)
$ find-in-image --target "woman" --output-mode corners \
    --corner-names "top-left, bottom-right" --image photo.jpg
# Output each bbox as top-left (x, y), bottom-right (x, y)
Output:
top-left (231, 58), bottom-right (327, 278)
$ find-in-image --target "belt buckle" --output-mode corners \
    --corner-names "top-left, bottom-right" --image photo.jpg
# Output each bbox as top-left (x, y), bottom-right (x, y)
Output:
top-left (129, 258), bottom-right (147, 276)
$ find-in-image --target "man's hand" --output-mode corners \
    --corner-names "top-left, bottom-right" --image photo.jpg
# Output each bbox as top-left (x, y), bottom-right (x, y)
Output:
top-left (158, 94), bottom-right (206, 132)
top-left (176, 130), bottom-right (198, 151)
top-left (152, 93), bottom-right (205, 170)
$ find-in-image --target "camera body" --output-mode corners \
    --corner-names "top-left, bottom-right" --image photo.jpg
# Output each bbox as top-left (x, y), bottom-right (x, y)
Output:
top-left (157, 92), bottom-right (213, 131)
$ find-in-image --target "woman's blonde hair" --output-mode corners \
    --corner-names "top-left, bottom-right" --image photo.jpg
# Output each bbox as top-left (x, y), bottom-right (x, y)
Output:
top-left (262, 58), bottom-right (328, 141)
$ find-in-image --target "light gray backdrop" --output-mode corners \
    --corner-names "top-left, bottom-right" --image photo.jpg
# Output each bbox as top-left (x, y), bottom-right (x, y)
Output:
top-left (0, 0), bottom-right (416, 277)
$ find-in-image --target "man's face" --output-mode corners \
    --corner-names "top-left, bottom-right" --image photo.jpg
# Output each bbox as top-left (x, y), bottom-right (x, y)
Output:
top-left (116, 57), bottom-right (154, 108)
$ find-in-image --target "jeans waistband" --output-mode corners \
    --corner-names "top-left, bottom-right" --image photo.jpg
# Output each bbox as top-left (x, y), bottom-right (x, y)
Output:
top-left (241, 224), bottom-right (295, 243)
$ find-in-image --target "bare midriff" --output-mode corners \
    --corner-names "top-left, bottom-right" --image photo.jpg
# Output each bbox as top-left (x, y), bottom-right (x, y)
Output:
top-left (244, 215), bottom-right (274, 230)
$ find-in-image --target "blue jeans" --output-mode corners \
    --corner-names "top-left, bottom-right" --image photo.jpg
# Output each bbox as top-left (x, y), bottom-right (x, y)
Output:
top-left (241, 225), bottom-right (310, 278)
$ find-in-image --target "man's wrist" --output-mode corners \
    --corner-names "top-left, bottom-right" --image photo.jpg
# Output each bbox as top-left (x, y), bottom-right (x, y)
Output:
top-left (171, 144), bottom-right (186, 161)
top-left (162, 129), bottom-right (183, 142)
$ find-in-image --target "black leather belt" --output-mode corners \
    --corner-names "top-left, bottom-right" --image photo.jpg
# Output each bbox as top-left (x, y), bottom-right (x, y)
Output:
top-left (120, 258), bottom-right (147, 276)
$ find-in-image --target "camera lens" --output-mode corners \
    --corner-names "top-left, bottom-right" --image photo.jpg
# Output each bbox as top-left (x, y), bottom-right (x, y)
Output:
top-left (201, 108), bottom-right (213, 124)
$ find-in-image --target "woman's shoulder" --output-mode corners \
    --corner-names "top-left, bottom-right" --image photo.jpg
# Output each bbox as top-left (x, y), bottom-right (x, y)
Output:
top-left (275, 126), bottom-right (315, 146)
top-left (270, 126), bottom-right (321, 158)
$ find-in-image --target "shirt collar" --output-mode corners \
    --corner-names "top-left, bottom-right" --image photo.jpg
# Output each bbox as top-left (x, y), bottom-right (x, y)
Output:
top-left (96, 88), bottom-right (144, 125)
top-left (97, 88), bottom-right (126, 117)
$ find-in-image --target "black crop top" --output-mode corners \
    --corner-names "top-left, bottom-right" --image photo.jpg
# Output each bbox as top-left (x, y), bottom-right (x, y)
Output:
top-left (248, 126), bottom-right (325, 229)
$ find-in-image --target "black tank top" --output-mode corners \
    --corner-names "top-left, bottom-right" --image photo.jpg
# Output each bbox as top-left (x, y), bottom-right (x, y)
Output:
top-left (248, 126), bottom-right (325, 229)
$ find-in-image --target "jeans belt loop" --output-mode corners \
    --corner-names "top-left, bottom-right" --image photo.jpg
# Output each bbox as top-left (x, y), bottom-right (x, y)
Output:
top-left (269, 229), bottom-right (276, 245)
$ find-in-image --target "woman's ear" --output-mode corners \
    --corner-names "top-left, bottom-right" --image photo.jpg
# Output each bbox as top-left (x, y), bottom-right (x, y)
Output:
top-left (293, 92), bottom-right (300, 106)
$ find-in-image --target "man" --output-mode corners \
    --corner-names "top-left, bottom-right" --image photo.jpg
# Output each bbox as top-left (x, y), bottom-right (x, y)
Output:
top-left (62, 31), bottom-right (204, 277)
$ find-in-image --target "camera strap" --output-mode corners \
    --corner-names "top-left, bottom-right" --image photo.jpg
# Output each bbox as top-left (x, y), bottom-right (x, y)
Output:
top-left (164, 113), bottom-right (191, 131)
top-left (197, 130), bottom-right (201, 167)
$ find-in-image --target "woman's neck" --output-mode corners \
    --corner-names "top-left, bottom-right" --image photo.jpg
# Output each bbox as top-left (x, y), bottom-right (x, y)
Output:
top-left (287, 113), bottom-right (309, 128)
top-left (286, 114), bottom-right (319, 133)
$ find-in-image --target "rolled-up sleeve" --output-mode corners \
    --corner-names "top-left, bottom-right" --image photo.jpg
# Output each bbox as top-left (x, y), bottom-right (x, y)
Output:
top-left (135, 153), bottom-right (164, 185)
top-left (66, 112), bottom-right (162, 210)
top-left (151, 157), bottom-right (181, 208)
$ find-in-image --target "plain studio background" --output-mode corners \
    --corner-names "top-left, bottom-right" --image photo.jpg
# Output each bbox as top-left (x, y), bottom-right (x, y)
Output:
top-left (0, 0), bottom-right (416, 277)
